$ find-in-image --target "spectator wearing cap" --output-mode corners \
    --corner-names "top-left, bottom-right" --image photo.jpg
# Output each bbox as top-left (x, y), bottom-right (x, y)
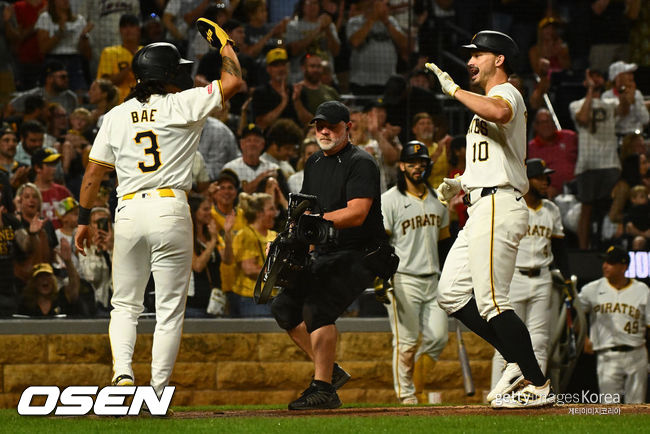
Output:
top-left (17, 260), bottom-right (80, 316)
top-left (223, 123), bottom-right (281, 194)
top-left (527, 108), bottom-right (578, 198)
top-left (7, 61), bottom-right (78, 118)
top-left (96, 14), bottom-right (142, 104)
top-left (0, 126), bottom-right (30, 191)
top-left (252, 48), bottom-right (308, 130)
top-left (262, 118), bottom-right (304, 179)
top-left (32, 148), bottom-right (72, 229)
top-left (602, 61), bottom-right (649, 137)
top-left (285, 0), bottom-right (340, 84)
top-left (54, 196), bottom-right (79, 269)
top-left (35, 0), bottom-right (93, 93)
top-left (347, 0), bottom-right (408, 95)
top-left (569, 68), bottom-right (622, 250)
top-left (528, 17), bottom-right (571, 79)
top-left (294, 52), bottom-right (340, 118)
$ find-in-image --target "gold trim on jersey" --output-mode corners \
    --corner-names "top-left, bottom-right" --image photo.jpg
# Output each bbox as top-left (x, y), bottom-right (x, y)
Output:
top-left (489, 194), bottom-right (500, 314)
top-left (406, 189), bottom-right (429, 200)
top-left (217, 80), bottom-right (224, 103)
top-left (492, 95), bottom-right (514, 123)
top-left (88, 157), bottom-right (115, 169)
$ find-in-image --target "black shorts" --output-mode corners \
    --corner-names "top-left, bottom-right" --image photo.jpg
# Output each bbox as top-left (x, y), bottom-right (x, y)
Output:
top-left (271, 249), bottom-right (375, 333)
top-left (576, 168), bottom-right (620, 203)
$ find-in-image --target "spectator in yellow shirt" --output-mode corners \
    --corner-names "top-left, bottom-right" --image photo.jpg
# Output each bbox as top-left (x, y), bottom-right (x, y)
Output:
top-left (96, 14), bottom-right (142, 103)
top-left (232, 192), bottom-right (277, 317)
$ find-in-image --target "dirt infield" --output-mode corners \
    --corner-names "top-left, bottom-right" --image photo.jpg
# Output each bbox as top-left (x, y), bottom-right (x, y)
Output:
top-left (172, 404), bottom-right (650, 419)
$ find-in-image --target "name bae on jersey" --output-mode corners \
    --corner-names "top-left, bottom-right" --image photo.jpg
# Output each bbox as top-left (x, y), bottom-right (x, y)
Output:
top-left (131, 109), bottom-right (157, 123)
top-left (400, 213), bottom-right (444, 235)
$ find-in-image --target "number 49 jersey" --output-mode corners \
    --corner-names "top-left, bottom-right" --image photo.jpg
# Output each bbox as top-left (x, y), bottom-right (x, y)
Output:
top-left (577, 277), bottom-right (650, 351)
top-left (89, 81), bottom-right (224, 196)
top-left (461, 82), bottom-right (528, 195)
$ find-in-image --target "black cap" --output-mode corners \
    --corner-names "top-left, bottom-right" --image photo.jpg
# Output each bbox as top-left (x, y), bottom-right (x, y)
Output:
top-left (400, 140), bottom-right (430, 162)
top-left (119, 13), bottom-right (140, 27)
top-left (601, 245), bottom-right (630, 265)
top-left (215, 168), bottom-right (240, 189)
top-left (526, 158), bottom-right (555, 178)
top-left (310, 100), bottom-right (350, 125)
top-left (44, 61), bottom-right (66, 77)
top-left (240, 123), bottom-right (264, 139)
top-left (31, 148), bottom-right (61, 167)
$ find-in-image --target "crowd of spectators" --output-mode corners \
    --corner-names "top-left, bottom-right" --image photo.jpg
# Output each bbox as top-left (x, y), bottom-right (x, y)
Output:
top-left (0, 0), bottom-right (648, 319)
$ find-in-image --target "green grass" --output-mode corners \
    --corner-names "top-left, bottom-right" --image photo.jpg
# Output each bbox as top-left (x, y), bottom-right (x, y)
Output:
top-left (1, 408), bottom-right (648, 434)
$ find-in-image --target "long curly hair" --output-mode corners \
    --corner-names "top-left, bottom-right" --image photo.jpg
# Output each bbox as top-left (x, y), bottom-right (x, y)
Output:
top-left (125, 80), bottom-right (170, 104)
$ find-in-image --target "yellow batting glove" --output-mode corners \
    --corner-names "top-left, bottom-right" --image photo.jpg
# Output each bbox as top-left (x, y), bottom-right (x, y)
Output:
top-left (425, 62), bottom-right (460, 98)
top-left (196, 18), bottom-right (234, 54)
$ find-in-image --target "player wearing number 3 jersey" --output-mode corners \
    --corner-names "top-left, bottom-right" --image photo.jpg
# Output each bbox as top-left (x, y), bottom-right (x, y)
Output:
top-left (577, 246), bottom-right (649, 404)
top-left (427, 30), bottom-right (554, 408)
top-left (74, 37), bottom-right (241, 399)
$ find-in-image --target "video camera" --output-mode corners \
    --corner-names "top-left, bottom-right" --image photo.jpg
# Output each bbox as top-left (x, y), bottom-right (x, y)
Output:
top-left (254, 193), bottom-right (338, 304)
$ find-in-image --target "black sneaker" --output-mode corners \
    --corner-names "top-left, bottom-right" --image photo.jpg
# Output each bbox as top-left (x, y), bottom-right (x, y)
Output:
top-left (332, 363), bottom-right (351, 390)
top-left (288, 381), bottom-right (342, 410)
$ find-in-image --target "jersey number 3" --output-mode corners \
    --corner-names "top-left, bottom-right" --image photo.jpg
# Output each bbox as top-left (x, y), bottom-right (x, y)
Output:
top-left (136, 131), bottom-right (161, 173)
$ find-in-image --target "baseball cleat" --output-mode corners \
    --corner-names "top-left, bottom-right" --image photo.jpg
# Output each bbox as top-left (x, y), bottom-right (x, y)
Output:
top-left (487, 363), bottom-right (523, 403)
top-left (289, 381), bottom-right (342, 410)
top-left (400, 395), bottom-right (419, 405)
top-left (332, 363), bottom-right (351, 390)
top-left (490, 379), bottom-right (555, 409)
top-left (112, 374), bottom-right (134, 386)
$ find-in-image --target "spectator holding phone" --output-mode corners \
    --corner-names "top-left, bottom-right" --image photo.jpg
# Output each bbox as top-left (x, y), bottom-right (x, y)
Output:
top-left (602, 61), bottom-right (649, 137)
top-left (77, 206), bottom-right (112, 315)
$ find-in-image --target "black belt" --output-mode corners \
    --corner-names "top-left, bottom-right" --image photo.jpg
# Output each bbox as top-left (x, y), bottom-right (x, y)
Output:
top-left (603, 345), bottom-right (637, 352)
top-left (518, 268), bottom-right (541, 277)
top-left (463, 187), bottom-right (497, 207)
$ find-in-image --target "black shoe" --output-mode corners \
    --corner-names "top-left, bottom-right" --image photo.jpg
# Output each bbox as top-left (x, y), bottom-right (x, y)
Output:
top-left (332, 363), bottom-right (351, 390)
top-left (288, 381), bottom-right (342, 410)
top-left (112, 374), bottom-right (134, 386)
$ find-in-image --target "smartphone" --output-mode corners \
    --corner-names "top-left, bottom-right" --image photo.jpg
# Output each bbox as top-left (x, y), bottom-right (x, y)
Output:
top-left (96, 217), bottom-right (109, 231)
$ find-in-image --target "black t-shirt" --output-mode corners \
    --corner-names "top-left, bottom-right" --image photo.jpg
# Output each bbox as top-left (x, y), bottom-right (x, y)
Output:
top-left (252, 82), bottom-right (299, 126)
top-left (17, 290), bottom-right (77, 317)
top-left (301, 143), bottom-right (386, 249)
top-left (187, 240), bottom-right (221, 310)
top-left (0, 213), bottom-right (22, 298)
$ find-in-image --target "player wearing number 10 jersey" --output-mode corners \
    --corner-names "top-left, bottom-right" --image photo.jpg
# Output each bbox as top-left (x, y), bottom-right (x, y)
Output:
top-left (74, 41), bottom-right (242, 399)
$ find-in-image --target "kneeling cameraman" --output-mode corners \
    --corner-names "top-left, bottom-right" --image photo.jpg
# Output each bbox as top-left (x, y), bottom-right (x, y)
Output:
top-left (271, 101), bottom-right (388, 410)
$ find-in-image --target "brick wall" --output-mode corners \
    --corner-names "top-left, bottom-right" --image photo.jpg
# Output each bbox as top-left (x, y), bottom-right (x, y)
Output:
top-left (0, 331), bottom-right (494, 408)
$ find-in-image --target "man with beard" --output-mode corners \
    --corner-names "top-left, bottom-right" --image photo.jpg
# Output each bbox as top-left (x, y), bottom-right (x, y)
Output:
top-left (295, 52), bottom-right (340, 117)
top-left (380, 141), bottom-right (451, 404)
top-left (490, 158), bottom-right (569, 397)
top-left (426, 31), bottom-right (555, 408)
top-left (271, 100), bottom-right (386, 410)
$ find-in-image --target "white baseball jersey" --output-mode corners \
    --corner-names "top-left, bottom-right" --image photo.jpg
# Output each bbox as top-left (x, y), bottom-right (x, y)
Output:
top-left (89, 81), bottom-right (224, 196)
top-left (381, 187), bottom-right (449, 276)
top-left (460, 82), bottom-right (528, 195)
top-left (577, 277), bottom-right (650, 351)
top-left (516, 199), bottom-right (564, 269)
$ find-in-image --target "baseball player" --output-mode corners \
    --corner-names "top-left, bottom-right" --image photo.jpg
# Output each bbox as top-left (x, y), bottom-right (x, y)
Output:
top-left (427, 31), bottom-right (554, 408)
top-left (74, 20), bottom-right (241, 404)
top-left (577, 245), bottom-right (649, 404)
top-left (381, 141), bottom-right (451, 404)
top-left (491, 158), bottom-right (569, 394)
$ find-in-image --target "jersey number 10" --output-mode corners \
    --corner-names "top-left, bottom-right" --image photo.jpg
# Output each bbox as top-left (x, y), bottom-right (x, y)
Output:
top-left (472, 141), bottom-right (489, 162)
top-left (135, 131), bottom-right (161, 173)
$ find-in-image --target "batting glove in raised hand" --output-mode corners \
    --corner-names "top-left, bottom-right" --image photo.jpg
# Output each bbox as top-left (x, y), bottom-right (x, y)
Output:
top-left (425, 62), bottom-right (460, 97)
top-left (196, 18), bottom-right (234, 54)
top-left (436, 177), bottom-right (462, 202)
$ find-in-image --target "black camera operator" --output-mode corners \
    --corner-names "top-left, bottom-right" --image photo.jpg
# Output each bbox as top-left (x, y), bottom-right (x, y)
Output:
top-left (271, 101), bottom-right (390, 410)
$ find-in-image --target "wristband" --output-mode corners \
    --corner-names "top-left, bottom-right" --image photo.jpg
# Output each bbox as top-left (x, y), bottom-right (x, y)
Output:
top-left (78, 206), bottom-right (91, 225)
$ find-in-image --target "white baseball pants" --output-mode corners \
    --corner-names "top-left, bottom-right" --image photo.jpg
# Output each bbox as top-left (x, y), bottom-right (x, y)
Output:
top-left (386, 273), bottom-right (449, 399)
top-left (109, 189), bottom-right (192, 396)
top-left (597, 346), bottom-right (648, 403)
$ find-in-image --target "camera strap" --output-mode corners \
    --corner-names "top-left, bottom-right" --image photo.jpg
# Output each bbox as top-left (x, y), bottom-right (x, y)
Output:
top-left (247, 225), bottom-right (267, 261)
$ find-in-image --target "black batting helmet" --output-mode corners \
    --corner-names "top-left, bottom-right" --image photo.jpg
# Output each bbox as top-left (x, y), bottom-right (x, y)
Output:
top-left (132, 42), bottom-right (194, 90)
top-left (461, 30), bottom-right (519, 70)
